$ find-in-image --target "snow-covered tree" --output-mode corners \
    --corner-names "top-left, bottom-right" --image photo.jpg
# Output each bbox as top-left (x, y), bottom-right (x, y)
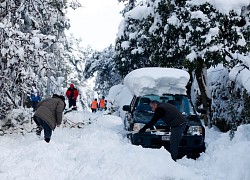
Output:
top-left (118, 0), bottom-right (137, 15)
top-left (115, 0), bottom-right (250, 128)
top-left (64, 34), bottom-right (91, 85)
top-left (64, 34), bottom-right (95, 107)
top-left (115, 0), bottom-right (156, 77)
top-left (84, 45), bottom-right (122, 97)
top-left (0, 0), bottom-right (80, 120)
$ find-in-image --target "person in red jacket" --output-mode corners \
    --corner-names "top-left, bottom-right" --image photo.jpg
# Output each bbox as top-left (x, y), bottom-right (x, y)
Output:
top-left (66, 83), bottom-right (79, 110)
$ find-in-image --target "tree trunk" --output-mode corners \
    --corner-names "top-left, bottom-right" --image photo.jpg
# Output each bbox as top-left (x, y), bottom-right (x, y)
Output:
top-left (195, 59), bottom-right (212, 127)
top-left (186, 69), bottom-right (193, 98)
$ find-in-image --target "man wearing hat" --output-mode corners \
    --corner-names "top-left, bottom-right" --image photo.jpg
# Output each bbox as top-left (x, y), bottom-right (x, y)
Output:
top-left (65, 83), bottom-right (79, 110)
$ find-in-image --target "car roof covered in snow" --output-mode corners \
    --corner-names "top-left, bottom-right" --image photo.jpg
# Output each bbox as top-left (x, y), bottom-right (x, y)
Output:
top-left (124, 67), bottom-right (190, 96)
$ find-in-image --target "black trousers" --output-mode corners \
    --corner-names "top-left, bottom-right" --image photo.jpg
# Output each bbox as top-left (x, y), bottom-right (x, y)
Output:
top-left (34, 116), bottom-right (52, 139)
top-left (170, 123), bottom-right (186, 161)
top-left (68, 99), bottom-right (76, 108)
top-left (31, 101), bottom-right (38, 112)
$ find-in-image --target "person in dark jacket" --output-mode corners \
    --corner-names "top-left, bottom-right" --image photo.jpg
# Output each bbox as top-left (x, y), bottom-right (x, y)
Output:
top-left (139, 100), bottom-right (186, 161)
top-left (34, 94), bottom-right (66, 143)
top-left (65, 83), bottom-right (79, 109)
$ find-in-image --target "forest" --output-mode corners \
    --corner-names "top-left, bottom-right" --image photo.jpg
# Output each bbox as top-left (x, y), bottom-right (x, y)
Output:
top-left (0, 0), bottom-right (250, 133)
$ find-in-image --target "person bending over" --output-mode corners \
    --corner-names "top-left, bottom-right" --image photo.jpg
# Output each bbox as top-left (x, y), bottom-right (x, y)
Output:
top-left (34, 94), bottom-right (65, 143)
top-left (139, 100), bottom-right (186, 161)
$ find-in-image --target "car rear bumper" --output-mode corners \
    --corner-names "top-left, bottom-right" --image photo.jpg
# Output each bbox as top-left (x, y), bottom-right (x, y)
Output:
top-left (131, 133), bottom-right (205, 153)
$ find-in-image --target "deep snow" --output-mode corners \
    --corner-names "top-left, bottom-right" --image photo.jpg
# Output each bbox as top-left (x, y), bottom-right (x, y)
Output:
top-left (124, 67), bottom-right (190, 96)
top-left (0, 109), bottom-right (250, 180)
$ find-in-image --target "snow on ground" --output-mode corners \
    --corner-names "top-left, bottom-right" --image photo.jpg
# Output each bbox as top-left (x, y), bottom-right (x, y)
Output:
top-left (0, 110), bottom-right (250, 180)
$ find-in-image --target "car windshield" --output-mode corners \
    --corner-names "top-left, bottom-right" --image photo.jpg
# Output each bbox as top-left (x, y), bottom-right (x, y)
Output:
top-left (136, 94), bottom-right (195, 116)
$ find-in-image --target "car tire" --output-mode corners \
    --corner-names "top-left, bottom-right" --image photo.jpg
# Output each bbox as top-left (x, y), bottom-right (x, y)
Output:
top-left (187, 142), bottom-right (206, 159)
top-left (201, 142), bottom-right (206, 153)
top-left (129, 134), bottom-right (135, 144)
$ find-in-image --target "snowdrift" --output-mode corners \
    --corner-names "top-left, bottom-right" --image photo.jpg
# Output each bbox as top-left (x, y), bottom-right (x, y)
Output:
top-left (106, 84), bottom-right (133, 119)
top-left (124, 67), bottom-right (190, 96)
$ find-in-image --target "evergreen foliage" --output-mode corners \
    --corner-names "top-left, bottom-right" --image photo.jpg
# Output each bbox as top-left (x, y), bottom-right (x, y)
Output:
top-left (84, 46), bottom-right (122, 97)
top-left (65, 35), bottom-right (91, 85)
top-left (0, 0), bottom-right (81, 120)
top-left (115, 0), bottom-right (250, 128)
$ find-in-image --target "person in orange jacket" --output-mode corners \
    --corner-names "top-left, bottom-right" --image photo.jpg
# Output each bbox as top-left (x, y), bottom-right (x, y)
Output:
top-left (65, 83), bottom-right (79, 109)
top-left (91, 98), bottom-right (98, 113)
top-left (99, 96), bottom-right (106, 111)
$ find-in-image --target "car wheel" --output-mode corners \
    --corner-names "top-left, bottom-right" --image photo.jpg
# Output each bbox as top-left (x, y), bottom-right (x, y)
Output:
top-left (126, 132), bottom-right (131, 139)
top-left (188, 143), bottom-right (206, 159)
top-left (129, 134), bottom-right (134, 144)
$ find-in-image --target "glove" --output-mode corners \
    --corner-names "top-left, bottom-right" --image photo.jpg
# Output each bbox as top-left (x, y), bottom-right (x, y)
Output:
top-left (139, 127), bottom-right (146, 133)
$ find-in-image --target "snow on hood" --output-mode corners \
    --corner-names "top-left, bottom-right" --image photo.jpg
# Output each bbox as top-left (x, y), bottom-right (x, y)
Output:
top-left (124, 67), bottom-right (190, 96)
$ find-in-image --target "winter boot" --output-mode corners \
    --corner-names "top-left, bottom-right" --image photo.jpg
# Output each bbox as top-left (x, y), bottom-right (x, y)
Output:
top-left (36, 125), bottom-right (43, 137)
top-left (44, 138), bottom-right (50, 143)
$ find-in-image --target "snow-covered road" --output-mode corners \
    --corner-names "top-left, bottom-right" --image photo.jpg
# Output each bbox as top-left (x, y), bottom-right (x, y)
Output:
top-left (0, 110), bottom-right (250, 180)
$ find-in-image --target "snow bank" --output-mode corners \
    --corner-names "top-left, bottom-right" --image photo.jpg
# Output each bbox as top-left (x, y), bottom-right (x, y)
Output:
top-left (0, 113), bottom-right (204, 180)
top-left (106, 84), bottom-right (133, 119)
top-left (1, 111), bottom-right (250, 180)
top-left (124, 67), bottom-right (190, 96)
top-left (181, 124), bottom-right (250, 180)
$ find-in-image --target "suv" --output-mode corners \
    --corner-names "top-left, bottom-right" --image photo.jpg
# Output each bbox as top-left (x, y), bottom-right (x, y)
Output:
top-left (123, 94), bottom-right (206, 159)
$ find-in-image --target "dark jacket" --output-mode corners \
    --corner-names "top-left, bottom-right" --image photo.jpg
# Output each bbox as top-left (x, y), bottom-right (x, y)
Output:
top-left (34, 97), bottom-right (65, 129)
top-left (141, 103), bottom-right (186, 130)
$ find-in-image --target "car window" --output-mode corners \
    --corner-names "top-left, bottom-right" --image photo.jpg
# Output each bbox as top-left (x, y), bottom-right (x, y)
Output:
top-left (136, 97), bottom-right (152, 111)
top-left (137, 94), bottom-right (195, 115)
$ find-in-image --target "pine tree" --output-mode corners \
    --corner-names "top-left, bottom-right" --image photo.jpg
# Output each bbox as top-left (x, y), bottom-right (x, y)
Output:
top-left (115, 0), bottom-right (157, 77)
top-left (0, 0), bottom-right (79, 120)
top-left (114, 0), bottom-right (250, 127)
top-left (84, 46), bottom-right (122, 97)
top-left (118, 0), bottom-right (136, 15)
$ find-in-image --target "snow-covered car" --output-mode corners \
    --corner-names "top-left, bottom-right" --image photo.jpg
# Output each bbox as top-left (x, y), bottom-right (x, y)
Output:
top-left (122, 67), bottom-right (206, 158)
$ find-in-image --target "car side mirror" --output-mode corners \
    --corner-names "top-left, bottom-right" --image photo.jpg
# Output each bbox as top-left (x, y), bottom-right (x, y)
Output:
top-left (123, 105), bottom-right (130, 112)
top-left (197, 108), bottom-right (206, 114)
